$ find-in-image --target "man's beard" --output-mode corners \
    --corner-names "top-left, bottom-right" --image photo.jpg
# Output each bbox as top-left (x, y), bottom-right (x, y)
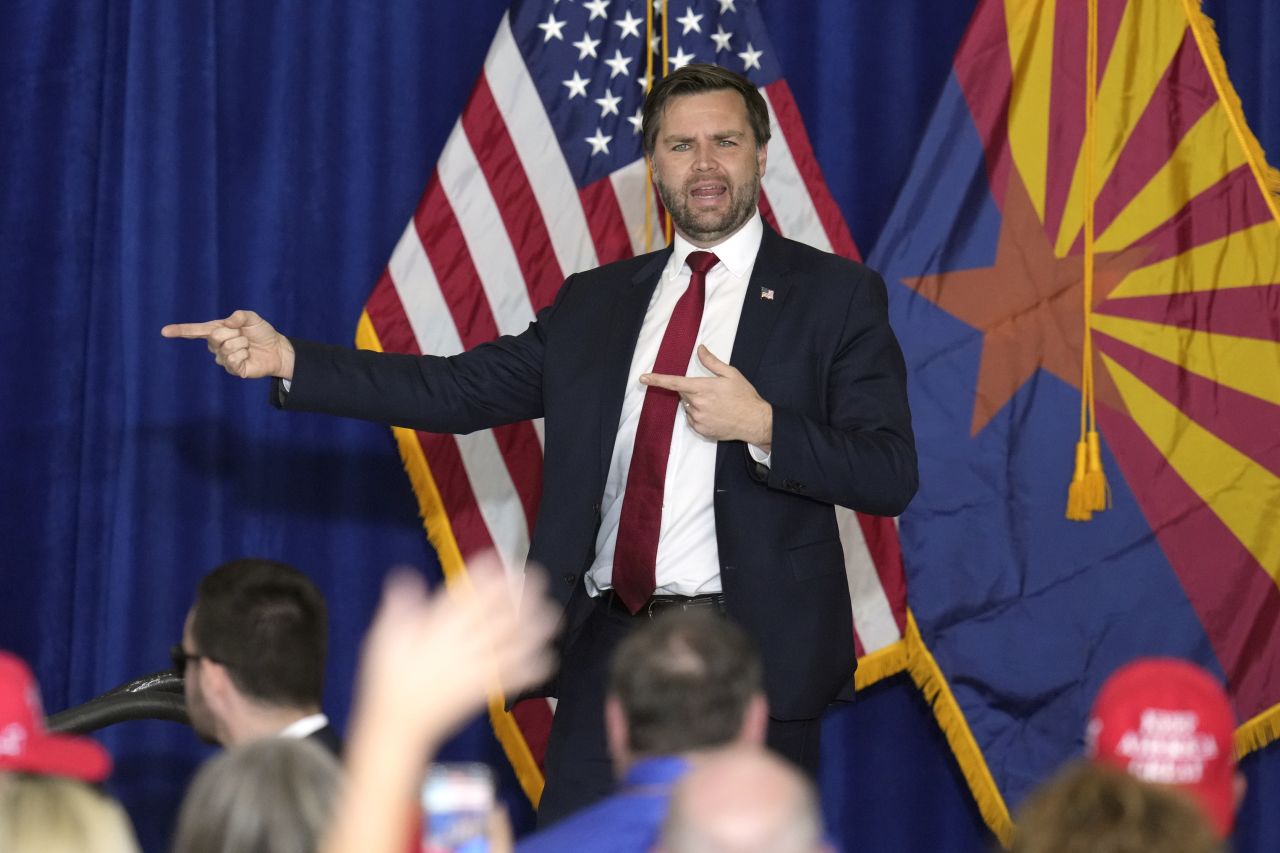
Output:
top-left (655, 166), bottom-right (760, 245)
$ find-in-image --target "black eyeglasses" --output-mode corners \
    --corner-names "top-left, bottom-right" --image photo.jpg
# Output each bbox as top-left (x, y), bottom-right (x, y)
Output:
top-left (170, 644), bottom-right (211, 673)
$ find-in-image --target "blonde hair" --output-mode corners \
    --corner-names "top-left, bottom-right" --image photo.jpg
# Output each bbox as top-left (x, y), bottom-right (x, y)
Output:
top-left (0, 772), bottom-right (140, 853)
top-left (1012, 761), bottom-right (1223, 853)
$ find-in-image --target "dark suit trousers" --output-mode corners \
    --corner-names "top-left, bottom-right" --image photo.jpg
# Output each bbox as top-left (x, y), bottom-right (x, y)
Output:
top-left (536, 593), bottom-right (826, 828)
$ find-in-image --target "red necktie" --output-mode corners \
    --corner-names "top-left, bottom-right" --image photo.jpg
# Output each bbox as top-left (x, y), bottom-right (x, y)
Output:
top-left (612, 250), bottom-right (720, 613)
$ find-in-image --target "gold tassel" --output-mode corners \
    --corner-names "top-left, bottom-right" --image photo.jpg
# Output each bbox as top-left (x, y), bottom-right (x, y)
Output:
top-left (1066, 439), bottom-right (1092, 521)
top-left (1084, 429), bottom-right (1110, 511)
top-left (1066, 0), bottom-right (1104, 523)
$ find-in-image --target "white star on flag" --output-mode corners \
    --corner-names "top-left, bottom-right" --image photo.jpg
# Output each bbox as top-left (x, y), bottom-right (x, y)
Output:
top-left (562, 70), bottom-right (589, 99)
top-left (585, 128), bottom-right (613, 155)
top-left (583, 0), bottom-right (611, 21)
top-left (614, 10), bottom-right (642, 39)
top-left (670, 46), bottom-right (695, 70)
top-left (676, 7), bottom-right (704, 35)
top-left (717, 0), bottom-right (737, 12)
top-left (627, 107), bottom-right (644, 134)
top-left (537, 12), bottom-right (566, 42)
top-left (573, 33), bottom-right (601, 60)
top-left (595, 90), bottom-right (622, 117)
top-left (604, 49), bottom-right (633, 79)
top-left (711, 25), bottom-right (732, 53)
top-left (737, 42), bottom-right (763, 71)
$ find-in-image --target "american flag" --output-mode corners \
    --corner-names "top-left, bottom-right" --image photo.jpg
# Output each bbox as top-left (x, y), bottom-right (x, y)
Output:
top-left (356, 0), bottom-right (911, 802)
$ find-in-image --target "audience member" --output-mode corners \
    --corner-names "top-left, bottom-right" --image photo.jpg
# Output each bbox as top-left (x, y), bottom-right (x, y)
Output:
top-left (0, 650), bottom-right (112, 782)
top-left (0, 651), bottom-right (138, 853)
top-left (1011, 760), bottom-right (1223, 853)
top-left (656, 745), bottom-right (831, 853)
top-left (172, 736), bottom-right (342, 853)
top-left (519, 609), bottom-right (767, 852)
top-left (1086, 657), bottom-right (1243, 838)
top-left (0, 773), bottom-right (140, 853)
top-left (176, 558), bottom-right (340, 752)
top-left (321, 554), bottom-right (559, 853)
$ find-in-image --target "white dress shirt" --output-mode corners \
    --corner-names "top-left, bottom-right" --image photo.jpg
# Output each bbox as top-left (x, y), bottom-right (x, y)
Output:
top-left (277, 712), bottom-right (329, 739)
top-left (586, 212), bottom-right (765, 597)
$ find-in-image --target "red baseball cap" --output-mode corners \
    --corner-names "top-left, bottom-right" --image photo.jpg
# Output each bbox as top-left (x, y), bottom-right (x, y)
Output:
top-left (1086, 657), bottom-right (1237, 838)
top-left (0, 651), bottom-right (112, 782)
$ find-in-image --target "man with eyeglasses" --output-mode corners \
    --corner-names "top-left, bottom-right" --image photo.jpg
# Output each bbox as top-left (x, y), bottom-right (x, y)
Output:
top-left (172, 558), bottom-right (339, 754)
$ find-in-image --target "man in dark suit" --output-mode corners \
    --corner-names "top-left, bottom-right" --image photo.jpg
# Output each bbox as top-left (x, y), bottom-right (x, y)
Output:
top-left (173, 558), bottom-right (342, 756)
top-left (164, 64), bottom-right (915, 822)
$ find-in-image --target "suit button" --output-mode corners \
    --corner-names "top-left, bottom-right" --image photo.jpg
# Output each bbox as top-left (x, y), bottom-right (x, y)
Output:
top-left (562, 572), bottom-right (577, 587)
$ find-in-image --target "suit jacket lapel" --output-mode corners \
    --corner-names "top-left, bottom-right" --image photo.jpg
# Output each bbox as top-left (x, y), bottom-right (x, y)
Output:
top-left (597, 249), bottom-right (671, 489)
top-left (718, 225), bottom-right (793, 477)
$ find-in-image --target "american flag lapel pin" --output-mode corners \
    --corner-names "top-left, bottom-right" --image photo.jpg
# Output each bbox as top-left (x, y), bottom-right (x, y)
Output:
top-left (760, 286), bottom-right (775, 301)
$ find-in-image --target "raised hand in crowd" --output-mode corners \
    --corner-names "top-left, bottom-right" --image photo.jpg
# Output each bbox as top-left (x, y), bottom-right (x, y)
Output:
top-left (161, 309), bottom-right (295, 380)
top-left (324, 554), bottom-right (559, 853)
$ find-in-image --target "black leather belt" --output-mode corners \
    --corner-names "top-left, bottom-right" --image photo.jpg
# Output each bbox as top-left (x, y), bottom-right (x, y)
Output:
top-left (603, 589), bottom-right (726, 618)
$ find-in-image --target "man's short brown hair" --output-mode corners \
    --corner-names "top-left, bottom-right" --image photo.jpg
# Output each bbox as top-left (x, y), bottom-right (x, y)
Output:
top-left (641, 64), bottom-right (771, 156)
top-left (607, 609), bottom-right (762, 756)
top-left (192, 558), bottom-right (327, 710)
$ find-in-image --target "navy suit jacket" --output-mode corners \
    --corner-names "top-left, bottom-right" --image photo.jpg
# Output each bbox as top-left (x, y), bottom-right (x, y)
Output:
top-left (279, 225), bottom-right (917, 719)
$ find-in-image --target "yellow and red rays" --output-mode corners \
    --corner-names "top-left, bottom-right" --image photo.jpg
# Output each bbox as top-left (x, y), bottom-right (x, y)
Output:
top-left (902, 170), bottom-right (1145, 436)
top-left (929, 0), bottom-right (1280, 718)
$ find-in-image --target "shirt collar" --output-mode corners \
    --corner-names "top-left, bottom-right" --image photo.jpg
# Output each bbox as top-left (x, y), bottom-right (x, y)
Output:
top-left (277, 712), bottom-right (329, 739)
top-left (669, 210), bottom-right (763, 279)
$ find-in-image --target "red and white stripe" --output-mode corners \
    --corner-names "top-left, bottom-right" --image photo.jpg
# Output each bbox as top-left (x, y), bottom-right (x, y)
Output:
top-left (363, 11), bottom-right (909, 775)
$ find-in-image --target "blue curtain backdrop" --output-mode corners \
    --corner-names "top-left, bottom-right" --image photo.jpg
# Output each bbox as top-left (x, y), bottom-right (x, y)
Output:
top-left (1, 2), bottom-right (1275, 851)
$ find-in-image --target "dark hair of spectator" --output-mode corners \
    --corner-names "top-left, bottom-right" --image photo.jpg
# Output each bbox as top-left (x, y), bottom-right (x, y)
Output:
top-left (608, 609), bottom-right (762, 756)
top-left (641, 63), bottom-right (772, 156)
top-left (192, 558), bottom-right (327, 709)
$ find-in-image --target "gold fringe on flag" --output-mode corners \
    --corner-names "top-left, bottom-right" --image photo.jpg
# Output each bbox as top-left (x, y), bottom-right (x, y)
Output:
top-left (1179, 6), bottom-right (1280, 767)
top-left (852, 638), bottom-right (910, 691)
top-left (900, 613), bottom-right (1015, 847)
top-left (1181, 0), bottom-right (1280, 213)
top-left (1234, 703), bottom-right (1280, 759)
top-left (355, 310), bottom-right (549, 806)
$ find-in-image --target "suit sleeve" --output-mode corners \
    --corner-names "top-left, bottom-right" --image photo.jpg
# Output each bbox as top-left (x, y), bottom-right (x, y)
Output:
top-left (272, 281), bottom-right (573, 433)
top-left (760, 268), bottom-right (918, 516)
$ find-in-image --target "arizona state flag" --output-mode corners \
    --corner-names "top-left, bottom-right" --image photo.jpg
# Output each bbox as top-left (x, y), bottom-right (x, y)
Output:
top-left (871, 0), bottom-right (1280, 841)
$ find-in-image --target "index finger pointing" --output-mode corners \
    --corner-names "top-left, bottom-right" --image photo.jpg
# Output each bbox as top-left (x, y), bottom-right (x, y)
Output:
top-left (161, 320), bottom-right (224, 339)
top-left (640, 372), bottom-right (696, 393)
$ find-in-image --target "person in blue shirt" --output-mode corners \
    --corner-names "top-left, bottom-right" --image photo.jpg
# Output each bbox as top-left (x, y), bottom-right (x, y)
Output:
top-left (518, 608), bottom-right (767, 853)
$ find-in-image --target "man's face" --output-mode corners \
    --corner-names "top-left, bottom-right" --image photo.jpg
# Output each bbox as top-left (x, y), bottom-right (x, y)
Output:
top-left (648, 89), bottom-right (767, 248)
top-left (181, 610), bottom-right (219, 744)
